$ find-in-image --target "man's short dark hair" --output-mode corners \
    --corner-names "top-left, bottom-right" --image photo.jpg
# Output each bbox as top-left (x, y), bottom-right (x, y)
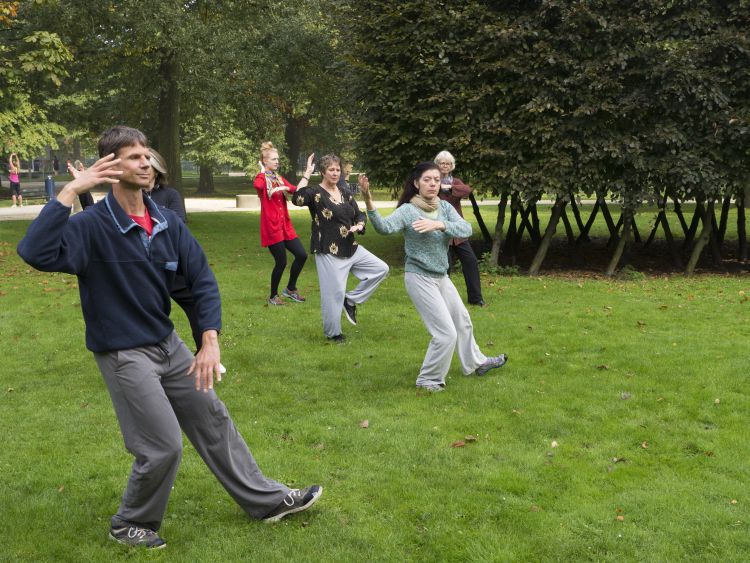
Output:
top-left (98, 126), bottom-right (148, 158)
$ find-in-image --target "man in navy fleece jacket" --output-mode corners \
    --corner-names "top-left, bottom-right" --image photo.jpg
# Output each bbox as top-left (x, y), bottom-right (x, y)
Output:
top-left (17, 126), bottom-right (322, 549)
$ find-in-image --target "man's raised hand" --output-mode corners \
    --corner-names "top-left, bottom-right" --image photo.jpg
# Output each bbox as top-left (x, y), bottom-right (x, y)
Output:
top-left (58, 154), bottom-right (122, 207)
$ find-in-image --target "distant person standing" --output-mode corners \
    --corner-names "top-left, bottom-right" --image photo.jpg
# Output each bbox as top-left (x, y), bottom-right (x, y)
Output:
top-left (8, 153), bottom-right (22, 207)
top-left (434, 151), bottom-right (486, 307)
top-left (336, 162), bottom-right (357, 196)
top-left (52, 155), bottom-right (60, 176)
top-left (253, 141), bottom-right (311, 306)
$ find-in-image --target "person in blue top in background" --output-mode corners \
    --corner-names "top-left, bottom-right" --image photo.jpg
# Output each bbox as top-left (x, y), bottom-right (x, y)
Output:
top-left (17, 126), bottom-right (322, 550)
top-left (360, 161), bottom-right (508, 392)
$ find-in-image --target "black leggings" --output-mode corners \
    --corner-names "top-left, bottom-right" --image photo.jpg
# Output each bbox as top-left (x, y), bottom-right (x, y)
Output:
top-left (267, 237), bottom-right (308, 298)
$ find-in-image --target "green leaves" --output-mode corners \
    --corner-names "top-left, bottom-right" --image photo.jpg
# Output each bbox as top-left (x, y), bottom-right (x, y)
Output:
top-left (344, 0), bottom-right (750, 208)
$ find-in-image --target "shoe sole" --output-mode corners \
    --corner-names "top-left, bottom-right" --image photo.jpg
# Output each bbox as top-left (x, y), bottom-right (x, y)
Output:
top-left (344, 306), bottom-right (357, 325)
top-left (108, 532), bottom-right (167, 549)
top-left (263, 486), bottom-right (324, 523)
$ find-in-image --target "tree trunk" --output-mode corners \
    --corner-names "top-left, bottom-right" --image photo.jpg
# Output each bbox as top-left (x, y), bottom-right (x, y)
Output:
top-left (717, 195), bottom-right (732, 244)
top-left (196, 163), bottom-right (215, 194)
top-left (685, 200), bottom-right (715, 275)
top-left (468, 192), bottom-right (492, 245)
top-left (569, 193), bottom-right (587, 236)
top-left (606, 207), bottom-right (633, 276)
top-left (157, 52), bottom-right (182, 192)
top-left (683, 200), bottom-right (704, 250)
top-left (560, 206), bottom-right (575, 245)
top-left (284, 116), bottom-right (305, 181)
top-left (738, 196), bottom-right (747, 263)
top-left (576, 199), bottom-right (600, 246)
top-left (505, 193), bottom-right (520, 265)
top-left (489, 192), bottom-right (508, 266)
top-left (528, 197), bottom-right (565, 276)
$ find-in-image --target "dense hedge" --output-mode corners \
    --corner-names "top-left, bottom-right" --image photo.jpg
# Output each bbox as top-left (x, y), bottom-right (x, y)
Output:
top-left (340, 1), bottom-right (750, 273)
top-left (343, 0), bottom-right (749, 204)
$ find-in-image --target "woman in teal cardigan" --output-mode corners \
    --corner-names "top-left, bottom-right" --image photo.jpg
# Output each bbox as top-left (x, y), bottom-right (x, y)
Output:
top-left (360, 162), bottom-right (507, 392)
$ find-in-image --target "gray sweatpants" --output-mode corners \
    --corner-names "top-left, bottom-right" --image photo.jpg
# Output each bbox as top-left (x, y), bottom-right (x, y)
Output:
top-left (405, 272), bottom-right (487, 386)
top-left (315, 246), bottom-right (389, 338)
top-left (94, 331), bottom-right (288, 531)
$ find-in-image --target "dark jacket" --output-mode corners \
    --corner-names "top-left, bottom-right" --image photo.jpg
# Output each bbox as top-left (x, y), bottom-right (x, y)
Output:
top-left (17, 191), bottom-right (221, 352)
top-left (148, 183), bottom-right (187, 223)
top-left (292, 184), bottom-right (366, 258)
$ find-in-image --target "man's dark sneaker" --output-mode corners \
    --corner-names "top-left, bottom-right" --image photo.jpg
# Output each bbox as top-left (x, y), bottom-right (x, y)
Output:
top-left (327, 334), bottom-right (346, 344)
top-left (109, 521), bottom-right (166, 549)
top-left (470, 300), bottom-right (489, 308)
top-left (475, 354), bottom-right (508, 376)
top-left (263, 485), bottom-right (323, 523)
top-left (343, 299), bottom-right (357, 325)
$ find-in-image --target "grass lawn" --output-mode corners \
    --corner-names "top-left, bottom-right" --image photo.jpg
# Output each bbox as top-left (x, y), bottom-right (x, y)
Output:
top-left (1, 210), bottom-right (749, 562)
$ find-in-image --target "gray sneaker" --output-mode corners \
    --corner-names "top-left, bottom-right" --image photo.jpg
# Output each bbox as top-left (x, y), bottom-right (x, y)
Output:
top-left (263, 485), bottom-right (323, 523)
top-left (109, 520), bottom-right (166, 549)
top-left (475, 354), bottom-right (508, 376)
top-left (416, 382), bottom-right (445, 392)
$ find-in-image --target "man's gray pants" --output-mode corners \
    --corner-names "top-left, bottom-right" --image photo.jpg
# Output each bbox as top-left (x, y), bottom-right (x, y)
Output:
top-left (315, 245), bottom-right (389, 338)
top-left (94, 330), bottom-right (289, 531)
top-left (405, 272), bottom-right (487, 386)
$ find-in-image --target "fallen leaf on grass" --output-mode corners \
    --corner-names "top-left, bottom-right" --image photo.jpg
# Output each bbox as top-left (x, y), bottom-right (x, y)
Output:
top-left (58, 486), bottom-right (65, 493)
top-left (313, 443), bottom-right (325, 450)
top-left (714, 398), bottom-right (720, 405)
top-left (359, 420), bottom-right (369, 429)
top-left (620, 392), bottom-right (632, 400)
top-left (612, 457), bottom-right (627, 463)
top-left (551, 440), bottom-right (558, 448)
top-left (704, 451), bottom-right (714, 457)
top-left (730, 499), bottom-right (738, 505)
top-left (616, 515), bottom-right (625, 522)
top-left (530, 505), bottom-right (541, 512)
top-left (597, 364), bottom-right (609, 370)
top-left (464, 435), bottom-right (477, 442)
top-left (641, 441), bottom-right (649, 449)
top-left (451, 440), bottom-right (466, 448)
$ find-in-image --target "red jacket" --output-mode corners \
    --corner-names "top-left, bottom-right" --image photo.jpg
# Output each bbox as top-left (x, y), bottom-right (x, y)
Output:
top-left (253, 173), bottom-right (299, 247)
top-left (438, 176), bottom-right (471, 245)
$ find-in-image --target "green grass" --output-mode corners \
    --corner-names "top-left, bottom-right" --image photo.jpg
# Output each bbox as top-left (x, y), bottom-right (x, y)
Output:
top-left (1, 211), bottom-right (749, 562)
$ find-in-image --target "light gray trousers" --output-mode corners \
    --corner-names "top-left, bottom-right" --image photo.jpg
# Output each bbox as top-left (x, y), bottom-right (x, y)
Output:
top-left (315, 246), bottom-right (389, 338)
top-left (94, 330), bottom-right (288, 531)
top-left (405, 272), bottom-right (487, 386)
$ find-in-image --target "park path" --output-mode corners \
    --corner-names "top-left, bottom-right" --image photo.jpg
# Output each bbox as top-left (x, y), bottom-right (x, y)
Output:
top-left (0, 197), bottom-right (402, 222)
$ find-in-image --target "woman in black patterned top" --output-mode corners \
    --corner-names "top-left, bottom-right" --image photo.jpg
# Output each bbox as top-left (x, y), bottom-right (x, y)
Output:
top-left (292, 154), bottom-right (388, 342)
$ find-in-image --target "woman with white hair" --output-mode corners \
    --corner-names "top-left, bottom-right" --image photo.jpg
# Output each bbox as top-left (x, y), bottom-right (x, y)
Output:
top-left (434, 150), bottom-right (486, 307)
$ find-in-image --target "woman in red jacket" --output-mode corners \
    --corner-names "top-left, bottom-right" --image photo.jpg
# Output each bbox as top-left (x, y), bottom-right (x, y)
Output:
top-left (253, 142), bottom-right (314, 305)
